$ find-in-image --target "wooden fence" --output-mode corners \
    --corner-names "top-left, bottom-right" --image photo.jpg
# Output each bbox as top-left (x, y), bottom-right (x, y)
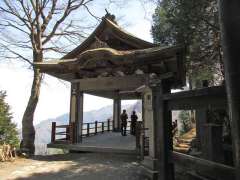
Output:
top-left (51, 119), bottom-right (126, 143)
top-left (51, 122), bottom-right (75, 144)
top-left (51, 119), bottom-right (134, 144)
top-left (81, 119), bottom-right (113, 137)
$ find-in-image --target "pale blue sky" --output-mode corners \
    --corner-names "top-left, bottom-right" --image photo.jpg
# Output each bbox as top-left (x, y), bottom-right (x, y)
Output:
top-left (0, 1), bottom-right (156, 127)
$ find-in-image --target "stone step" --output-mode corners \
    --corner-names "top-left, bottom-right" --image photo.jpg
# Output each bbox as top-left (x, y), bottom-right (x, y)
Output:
top-left (47, 143), bottom-right (137, 155)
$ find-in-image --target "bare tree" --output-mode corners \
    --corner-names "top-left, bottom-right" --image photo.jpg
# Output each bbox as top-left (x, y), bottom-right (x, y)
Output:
top-left (0, 0), bottom-right (112, 154)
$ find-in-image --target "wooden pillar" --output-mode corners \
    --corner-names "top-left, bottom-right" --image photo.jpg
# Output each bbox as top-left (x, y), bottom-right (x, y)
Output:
top-left (142, 82), bottom-right (174, 180)
top-left (69, 83), bottom-right (78, 143)
top-left (76, 90), bottom-right (84, 143)
top-left (69, 83), bottom-right (77, 124)
top-left (219, 1), bottom-right (240, 179)
top-left (71, 82), bottom-right (84, 143)
top-left (113, 97), bottom-right (121, 131)
top-left (153, 82), bottom-right (174, 180)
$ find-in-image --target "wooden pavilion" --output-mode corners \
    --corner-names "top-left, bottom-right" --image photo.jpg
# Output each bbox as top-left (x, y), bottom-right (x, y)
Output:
top-left (35, 14), bottom-right (237, 180)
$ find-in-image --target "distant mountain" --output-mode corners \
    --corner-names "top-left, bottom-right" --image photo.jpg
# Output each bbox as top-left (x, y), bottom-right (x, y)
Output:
top-left (34, 101), bottom-right (142, 146)
top-left (32, 100), bottom-right (181, 155)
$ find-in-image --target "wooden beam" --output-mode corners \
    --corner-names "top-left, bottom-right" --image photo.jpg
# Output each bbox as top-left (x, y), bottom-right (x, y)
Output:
top-left (164, 86), bottom-right (227, 110)
top-left (119, 92), bottom-right (142, 100)
top-left (85, 91), bottom-right (115, 99)
top-left (74, 75), bottom-right (147, 91)
top-left (173, 151), bottom-right (235, 180)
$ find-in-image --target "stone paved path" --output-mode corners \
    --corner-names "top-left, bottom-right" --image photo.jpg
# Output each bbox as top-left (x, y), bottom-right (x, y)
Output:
top-left (0, 153), bottom-right (149, 180)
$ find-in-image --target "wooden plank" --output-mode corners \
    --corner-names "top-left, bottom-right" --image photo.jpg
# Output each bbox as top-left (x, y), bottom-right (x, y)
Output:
top-left (173, 151), bottom-right (235, 180)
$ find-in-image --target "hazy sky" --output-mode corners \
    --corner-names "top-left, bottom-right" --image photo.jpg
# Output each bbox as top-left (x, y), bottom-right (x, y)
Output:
top-left (0, 1), bottom-right (156, 127)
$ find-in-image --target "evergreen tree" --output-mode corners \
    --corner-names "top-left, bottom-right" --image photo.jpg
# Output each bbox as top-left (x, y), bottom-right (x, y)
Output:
top-left (0, 90), bottom-right (19, 147)
top-left (178, 110), bottom-right (191, 134)
top-left (152, 0), bottom-right (223, 87)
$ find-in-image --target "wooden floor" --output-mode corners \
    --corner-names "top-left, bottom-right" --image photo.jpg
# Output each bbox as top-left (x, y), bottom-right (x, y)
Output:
top-left (48, 132), bottom-right (137, 155)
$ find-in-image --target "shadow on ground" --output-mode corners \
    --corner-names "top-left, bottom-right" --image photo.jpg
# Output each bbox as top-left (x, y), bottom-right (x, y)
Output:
top-left (8, 153), bottom-right (149, 180)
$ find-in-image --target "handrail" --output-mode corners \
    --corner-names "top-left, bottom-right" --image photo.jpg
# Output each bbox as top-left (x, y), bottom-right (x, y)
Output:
top-left (51, 122), bottom-right (75, 144)
top-left (51, 119), bottom-right (136, 144)
top-left (82, 119), bottom-right (113, 137)
top-left (51, 119), bottom-right (114, 143)
top-left (172, 151), bottom-right (235, 180)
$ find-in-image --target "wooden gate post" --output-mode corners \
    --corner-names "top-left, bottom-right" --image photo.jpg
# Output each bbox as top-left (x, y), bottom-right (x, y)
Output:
top-left (51, 122), bottom-right (56, 143)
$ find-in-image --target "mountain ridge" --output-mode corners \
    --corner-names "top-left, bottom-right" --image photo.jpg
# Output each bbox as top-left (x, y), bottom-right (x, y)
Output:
top-left (34, 101), bottom-right (142, 146)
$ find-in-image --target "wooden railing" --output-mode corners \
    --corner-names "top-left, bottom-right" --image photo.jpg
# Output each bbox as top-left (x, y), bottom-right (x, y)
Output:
top-left (51, 119), bottom-right (114, 144)
top-left (51, 119), bottom-right (137, 144)
top-left (51, 122), bottom-right (75, 144)
top-left (173, 151), bottom-right (235, 180)
top-left (82, 119), bottom-right (113, 137)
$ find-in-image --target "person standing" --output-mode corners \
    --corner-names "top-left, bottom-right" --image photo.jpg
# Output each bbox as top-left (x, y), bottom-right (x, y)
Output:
top-left (120, 109), bottom-right (128, 136)
top-left (130, 111), bottom-right (138, 135)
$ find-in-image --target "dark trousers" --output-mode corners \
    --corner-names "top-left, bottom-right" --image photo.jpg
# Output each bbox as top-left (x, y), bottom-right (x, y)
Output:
top-left (121, 123), bottom-right (127, 136)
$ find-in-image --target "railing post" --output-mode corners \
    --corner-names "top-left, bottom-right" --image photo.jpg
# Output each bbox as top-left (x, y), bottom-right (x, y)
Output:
top-left (51, 122), bottom-right (56, 143)
top-left (95, 121), bottom-right (98, 134)
top-left (102, 122), bottom-right (104, 133)
top-left (87, 123), bottom-right (90, 136)
top-left (107, 119), bottom-right (110, 131)
top-left (66, 126), bottom-right (70, 140)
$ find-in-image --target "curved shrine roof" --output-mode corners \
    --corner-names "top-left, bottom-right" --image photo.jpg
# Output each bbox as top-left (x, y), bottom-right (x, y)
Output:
top-left (35, 14), bottom-right (186, 88)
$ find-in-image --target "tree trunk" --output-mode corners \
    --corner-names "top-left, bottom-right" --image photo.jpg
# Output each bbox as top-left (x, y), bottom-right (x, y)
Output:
top-left (21, 68), bottom-right (42, 154)
top-left (218, 1), bottom-right (240, 179)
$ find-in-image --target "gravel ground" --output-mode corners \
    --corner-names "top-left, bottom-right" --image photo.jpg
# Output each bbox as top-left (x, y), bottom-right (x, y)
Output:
top-left (0, 153), bottom-right (149, 180)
